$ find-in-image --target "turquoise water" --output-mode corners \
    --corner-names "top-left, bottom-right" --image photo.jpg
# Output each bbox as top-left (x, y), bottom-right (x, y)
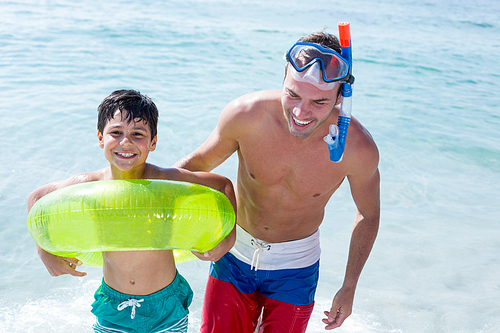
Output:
top-left (1, 0), bottom-right (499, 332)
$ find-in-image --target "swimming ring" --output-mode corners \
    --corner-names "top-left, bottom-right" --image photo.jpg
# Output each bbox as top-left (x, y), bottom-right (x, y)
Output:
top-left (27, 179), bottom-right (235, 266)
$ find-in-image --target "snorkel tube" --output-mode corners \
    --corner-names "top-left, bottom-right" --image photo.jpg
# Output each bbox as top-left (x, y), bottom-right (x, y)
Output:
top-left (324, 22), bottom-right (354, 162)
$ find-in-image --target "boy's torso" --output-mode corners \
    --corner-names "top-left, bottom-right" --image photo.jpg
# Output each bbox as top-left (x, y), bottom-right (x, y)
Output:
top-left (103, 250), bottom-right (176, 295)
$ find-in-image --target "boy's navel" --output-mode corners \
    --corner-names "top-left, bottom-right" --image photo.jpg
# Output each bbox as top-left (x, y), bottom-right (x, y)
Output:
top-left (130, 279), bottom-right (135, 285)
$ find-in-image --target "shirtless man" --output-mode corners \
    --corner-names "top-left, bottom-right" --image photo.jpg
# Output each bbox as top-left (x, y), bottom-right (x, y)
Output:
top-left (174, 31), bottom-right (380, 332)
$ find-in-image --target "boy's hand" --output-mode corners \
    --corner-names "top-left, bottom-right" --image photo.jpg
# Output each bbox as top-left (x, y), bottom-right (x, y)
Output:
top-left (191, 243), bottom-right (227, 262)
top-left (191, 225), bottom-right (236, 262)
top-left (37, 245), bottom-right (87, 277)
top-left (191, 236), bottom-right (233, 262)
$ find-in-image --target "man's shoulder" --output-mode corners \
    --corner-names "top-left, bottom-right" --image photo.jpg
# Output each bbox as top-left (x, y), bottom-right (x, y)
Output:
top-left (228, 90), bottom-right (282, 114)
top-left (345, 117), bottom-right (379, 171)
top-left (220, 90), bottom-right (282, 135)
top-left (349, 117), bottom-right (377, 147)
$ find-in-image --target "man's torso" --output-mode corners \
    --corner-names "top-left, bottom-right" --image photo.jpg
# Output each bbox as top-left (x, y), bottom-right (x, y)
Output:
top-left (233, 92), bottom-right (353, 242)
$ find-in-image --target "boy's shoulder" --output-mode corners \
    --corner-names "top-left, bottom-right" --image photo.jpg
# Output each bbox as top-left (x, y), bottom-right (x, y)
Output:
top-left (68, 168), bottom-right (109, 185)
top-left (27, 168), bottom-right (110, 210)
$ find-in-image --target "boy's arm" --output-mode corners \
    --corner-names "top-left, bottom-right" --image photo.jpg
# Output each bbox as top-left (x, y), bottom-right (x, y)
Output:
top-left (27, 173), bottom-right (99, 277)
top-left (161, 168), bottom-right (237, 262)
top-left (191, 171), bottom-right (236, 262)
top-left (34, 243), bottom-right (86, 277)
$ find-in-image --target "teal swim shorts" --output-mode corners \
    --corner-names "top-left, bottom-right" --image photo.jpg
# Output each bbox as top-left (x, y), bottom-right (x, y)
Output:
top-left (91, 271), bottom-right (193, 333)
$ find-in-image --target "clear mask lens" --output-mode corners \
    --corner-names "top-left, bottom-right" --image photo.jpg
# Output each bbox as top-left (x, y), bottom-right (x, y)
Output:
top-left (289, 63), bottom-right (339, 91)
top-left (287, 43), bottom-right (350, 82)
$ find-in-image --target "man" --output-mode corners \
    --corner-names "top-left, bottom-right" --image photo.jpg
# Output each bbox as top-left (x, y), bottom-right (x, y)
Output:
top-left (176, 31), bottom-right (380, 332)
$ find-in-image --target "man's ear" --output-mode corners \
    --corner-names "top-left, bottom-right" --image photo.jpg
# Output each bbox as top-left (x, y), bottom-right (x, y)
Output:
top-left (335, 88), bottom-right (342, 106)
top-left (335, 97), bottom-right (341, 106)
top-left (97, 132), bottom-right (104, 148)
top-left (149, 135), bottom-right (158, 152)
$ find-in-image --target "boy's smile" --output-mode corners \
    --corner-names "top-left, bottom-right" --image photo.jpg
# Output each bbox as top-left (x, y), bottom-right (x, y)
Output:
top-left (98, 109), bottom-right (157, 178)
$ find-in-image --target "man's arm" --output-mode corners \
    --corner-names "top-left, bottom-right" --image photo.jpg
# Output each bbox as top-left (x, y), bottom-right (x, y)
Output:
top-left (323, 132), bottom-right (381, 330)
top-left (160, 167), bottom-right (237, 262)
top-left (174, 91), bottom-right (272, 172)
top-left (323, 170), bottom-right (380, 329)
top-left (173, 99), bottom-right (241, 172)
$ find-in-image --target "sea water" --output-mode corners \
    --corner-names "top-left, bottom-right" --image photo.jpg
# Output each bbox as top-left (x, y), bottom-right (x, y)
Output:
top-left (1, 0), bottom-right (499, 332)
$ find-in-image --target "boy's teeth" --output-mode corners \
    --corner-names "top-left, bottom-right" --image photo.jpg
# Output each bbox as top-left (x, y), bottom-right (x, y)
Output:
top-left (118, 153), bottom-right (134, 157)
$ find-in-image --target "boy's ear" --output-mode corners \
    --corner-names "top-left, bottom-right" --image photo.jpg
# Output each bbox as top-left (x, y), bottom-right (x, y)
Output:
top-left (97, 132), bottom-right (104, 148)
top-left (149, 135), bottom-right (158, 152)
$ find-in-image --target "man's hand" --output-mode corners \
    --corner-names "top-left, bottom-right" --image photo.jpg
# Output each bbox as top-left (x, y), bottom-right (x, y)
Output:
top-left (37, 245), bottom-right (87, 277)
top-left (322, 286), bottom-right (354, 330)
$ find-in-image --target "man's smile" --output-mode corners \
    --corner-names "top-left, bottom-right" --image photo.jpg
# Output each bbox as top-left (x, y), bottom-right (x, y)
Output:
top-left (292, 114), bottom-right (313, 127)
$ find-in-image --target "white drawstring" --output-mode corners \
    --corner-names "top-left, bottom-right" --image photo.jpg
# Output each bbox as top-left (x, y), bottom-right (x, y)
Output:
top-left (250, 239), bottom-right (271, 272)
top-left (117, 298), bottom-right (144, 319)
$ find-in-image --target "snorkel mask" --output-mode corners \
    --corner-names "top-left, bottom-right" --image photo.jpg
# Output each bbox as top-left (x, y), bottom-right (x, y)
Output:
top-left (289, 62), bottom-right (340, 91)
top-left (285, 22), bottom-right (354, 162)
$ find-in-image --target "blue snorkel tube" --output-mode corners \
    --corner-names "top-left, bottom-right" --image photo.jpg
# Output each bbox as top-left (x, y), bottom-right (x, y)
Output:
top-left (324, 22), bottom-right (354, 162)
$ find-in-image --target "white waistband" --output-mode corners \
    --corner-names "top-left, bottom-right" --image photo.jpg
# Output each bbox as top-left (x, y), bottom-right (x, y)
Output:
top-left (229, 225), bottom-right (321, 271)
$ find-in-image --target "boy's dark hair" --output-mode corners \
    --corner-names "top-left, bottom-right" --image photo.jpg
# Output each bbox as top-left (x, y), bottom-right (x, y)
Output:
top-left (97, 90), bottom-right (158, 139)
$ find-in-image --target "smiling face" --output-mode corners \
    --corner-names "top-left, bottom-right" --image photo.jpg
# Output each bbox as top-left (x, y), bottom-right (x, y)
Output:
top-left (281, 66), bottom-right (340, 139)
top-left (98, 109), bottom-right (157, 178)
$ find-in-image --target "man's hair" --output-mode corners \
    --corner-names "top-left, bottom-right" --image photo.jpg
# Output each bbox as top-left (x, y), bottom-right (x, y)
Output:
top-left (97, 89), bottom-right (158, 139)
top-left (284, 31), bottom-right (343, 99)
top-left (296, 31), bottom-right (342, 55)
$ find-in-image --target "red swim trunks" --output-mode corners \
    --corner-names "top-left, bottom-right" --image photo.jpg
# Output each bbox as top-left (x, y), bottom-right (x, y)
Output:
top-left (201, 274), bottom-right (315, 333)
top-left (201, 226), bottom-right (320, 333)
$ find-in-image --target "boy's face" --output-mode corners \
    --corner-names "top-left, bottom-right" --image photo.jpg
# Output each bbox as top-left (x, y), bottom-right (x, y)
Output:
top-left (98, 109), bottom-right (157, 174)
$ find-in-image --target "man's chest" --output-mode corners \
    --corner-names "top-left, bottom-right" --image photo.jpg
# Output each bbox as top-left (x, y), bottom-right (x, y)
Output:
top-left (238, 138), bottom-right (347, 198)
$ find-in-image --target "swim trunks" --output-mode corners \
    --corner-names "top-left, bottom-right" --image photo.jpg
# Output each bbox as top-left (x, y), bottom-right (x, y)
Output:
top-left (91, 271), bottom-right (193, 333)
top-left (201, 225), bottom-right (320, 333)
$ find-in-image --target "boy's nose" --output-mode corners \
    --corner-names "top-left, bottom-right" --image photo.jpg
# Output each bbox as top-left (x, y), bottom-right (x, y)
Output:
top-left (120, 135), bottom-right (133, 146)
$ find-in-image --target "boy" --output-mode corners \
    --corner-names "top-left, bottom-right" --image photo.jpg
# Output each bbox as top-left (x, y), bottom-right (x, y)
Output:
top-left (27, 89), bottom-right (236, 333)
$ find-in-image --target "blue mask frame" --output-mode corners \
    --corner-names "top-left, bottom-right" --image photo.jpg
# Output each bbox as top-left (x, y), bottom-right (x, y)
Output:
top-left (286, 42), bottom-right (352, 83)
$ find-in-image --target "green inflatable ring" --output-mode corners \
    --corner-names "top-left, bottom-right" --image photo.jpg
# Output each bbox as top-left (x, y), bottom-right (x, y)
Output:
top-left (27, 179), bottom-right (235, 267)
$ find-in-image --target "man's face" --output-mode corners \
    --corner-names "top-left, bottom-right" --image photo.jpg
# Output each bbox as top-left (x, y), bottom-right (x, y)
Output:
top-left (281, 66), bottom-right (340, 139)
